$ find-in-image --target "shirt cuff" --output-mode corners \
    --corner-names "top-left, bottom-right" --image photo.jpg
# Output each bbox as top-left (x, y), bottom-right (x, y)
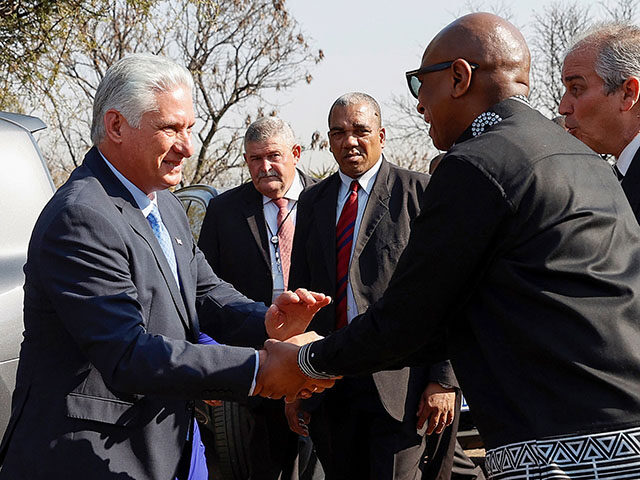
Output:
top-left (297, 343), bottom-right (334, 379)
top-left (248, 350), bottom-right (259, 396)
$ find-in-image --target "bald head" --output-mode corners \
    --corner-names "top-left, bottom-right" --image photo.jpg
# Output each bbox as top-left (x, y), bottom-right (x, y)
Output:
top-left (413, 13), bottom-right (530, 149)
top-left (424, 12), bottom-right (530, 102)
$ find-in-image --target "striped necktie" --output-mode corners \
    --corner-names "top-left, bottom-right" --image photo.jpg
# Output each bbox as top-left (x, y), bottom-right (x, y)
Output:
top-left (335, 180), bottom-right (359, 329)
top-left (273, 197), bottom-right (294, 289)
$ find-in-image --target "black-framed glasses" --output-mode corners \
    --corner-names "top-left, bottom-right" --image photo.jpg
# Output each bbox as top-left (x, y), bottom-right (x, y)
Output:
top-left (405, 60), bottom-right (479, 99)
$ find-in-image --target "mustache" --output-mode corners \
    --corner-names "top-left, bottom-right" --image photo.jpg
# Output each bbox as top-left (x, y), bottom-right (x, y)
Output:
top-left (257, 169), bottom-right (281, 180)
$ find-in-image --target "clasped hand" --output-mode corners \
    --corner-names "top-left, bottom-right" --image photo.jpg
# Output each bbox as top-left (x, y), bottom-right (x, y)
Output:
top-left (253, 333), bottom-right (338, 402)
top-left (255, 289), bottom-right (339, 402)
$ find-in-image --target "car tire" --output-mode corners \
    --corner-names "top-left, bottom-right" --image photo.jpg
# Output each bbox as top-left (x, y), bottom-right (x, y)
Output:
top-left (205, 401), bottom-right (253, 480)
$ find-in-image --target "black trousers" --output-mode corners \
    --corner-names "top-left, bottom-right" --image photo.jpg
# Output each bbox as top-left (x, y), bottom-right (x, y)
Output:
top-left (248, 398), bottom-right (302, 480)
top-left (308, 377), bottom-right (484, 480)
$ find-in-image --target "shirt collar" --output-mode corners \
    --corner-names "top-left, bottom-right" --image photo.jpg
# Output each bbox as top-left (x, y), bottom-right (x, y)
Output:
top-left (616, 131), bottom-right (640, 176)
top-left (338, 155), bottom-right (383, 195)
top-left (98, 149), bottom-right (156, 215)
top-left (262, 169), bottom-right (304, 205)
top-left (455, 96), bottom-right (532, 145)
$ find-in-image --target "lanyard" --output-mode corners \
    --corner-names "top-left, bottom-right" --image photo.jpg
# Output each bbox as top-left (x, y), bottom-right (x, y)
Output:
top-left (265, 200), bottom-right (297, 271)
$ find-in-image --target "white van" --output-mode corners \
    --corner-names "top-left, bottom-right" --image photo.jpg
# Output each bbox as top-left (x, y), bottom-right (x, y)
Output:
top-left (0, 112), bottom-right (55, 436)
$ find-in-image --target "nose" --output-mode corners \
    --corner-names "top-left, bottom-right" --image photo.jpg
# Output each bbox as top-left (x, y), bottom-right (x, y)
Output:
top-left (558, 91), bottom-right (572, 116)
top-left (257, 158), bottom-right (271, 172)
top-left (416, 102), bottom-right (425, 115)
top-left (344, 131), bottom-right (359, 147)
top-left (174, 129), bottom-right (195, 158)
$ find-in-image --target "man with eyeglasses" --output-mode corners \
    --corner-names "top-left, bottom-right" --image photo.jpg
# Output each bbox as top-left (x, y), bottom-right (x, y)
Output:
top-left (257, 12), bottom-right (640, 480)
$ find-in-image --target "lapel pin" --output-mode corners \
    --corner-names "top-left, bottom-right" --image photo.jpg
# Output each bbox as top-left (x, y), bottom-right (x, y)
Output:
top-left (176, 238), bottom-right (183, 245)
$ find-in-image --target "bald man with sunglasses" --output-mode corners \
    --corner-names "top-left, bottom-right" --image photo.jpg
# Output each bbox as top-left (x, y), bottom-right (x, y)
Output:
top-left (260, 13), bottom-right (640, 480)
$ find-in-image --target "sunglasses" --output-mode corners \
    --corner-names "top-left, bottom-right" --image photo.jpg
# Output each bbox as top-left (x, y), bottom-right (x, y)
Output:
top-left (405, 61), bottom-right (479, 99)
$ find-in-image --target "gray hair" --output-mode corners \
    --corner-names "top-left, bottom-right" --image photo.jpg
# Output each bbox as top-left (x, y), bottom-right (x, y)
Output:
top-left (91, 53), bottom-right (194, 145)
top-left (328, 92), bottom-right (382, 128)
top-left (567, 23), bottom-right (640, 94)
top-left (243, 116), bottom-right (296, 150)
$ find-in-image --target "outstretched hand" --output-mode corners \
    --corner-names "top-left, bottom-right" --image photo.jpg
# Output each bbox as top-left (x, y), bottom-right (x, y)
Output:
top-left (266, 288), bottom-right (331, 341)
top-left (253, 337), bottom-right (338, 403)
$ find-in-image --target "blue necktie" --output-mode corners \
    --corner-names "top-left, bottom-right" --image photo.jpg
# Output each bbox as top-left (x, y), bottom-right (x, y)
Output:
top-left (146, 204), bottom-right (179, 284)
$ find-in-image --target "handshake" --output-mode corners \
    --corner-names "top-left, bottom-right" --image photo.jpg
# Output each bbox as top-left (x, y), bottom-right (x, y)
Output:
top-left (254, 288), bottom-right (340, 402)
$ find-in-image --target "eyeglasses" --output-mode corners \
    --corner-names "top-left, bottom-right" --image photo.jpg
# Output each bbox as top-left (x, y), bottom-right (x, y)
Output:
top-left (405, 60), bottom-right (479, 99)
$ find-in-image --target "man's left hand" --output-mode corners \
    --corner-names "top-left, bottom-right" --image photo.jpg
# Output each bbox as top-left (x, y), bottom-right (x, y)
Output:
top-left (416, 382), bottom-right (456, 434)
top-left (266, 288), bottom-right (331, 341)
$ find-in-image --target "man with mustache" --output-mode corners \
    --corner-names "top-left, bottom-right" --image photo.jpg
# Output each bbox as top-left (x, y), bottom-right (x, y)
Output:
top-left (288, 92), bottom-right (482, 480)
top-left (199, 116), bottom-right (319, 479)
top-left (559, 23), bottom-right (640, 223)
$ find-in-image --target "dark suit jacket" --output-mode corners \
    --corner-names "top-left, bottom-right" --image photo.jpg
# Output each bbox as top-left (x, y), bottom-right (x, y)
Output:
top-left (621, 146), bottom-right (640, 224)
top-left (198, 169), bottom-right (316, 304)
top-left (306, 98), bottom-right (640, 449)
top-left (290, 157), bottom-right (457, 422)
top-left (0, 147), bottom-right (269, 480)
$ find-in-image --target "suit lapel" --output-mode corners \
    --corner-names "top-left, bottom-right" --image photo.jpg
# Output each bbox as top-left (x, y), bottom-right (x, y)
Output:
top-left (125, 197), bottom-right (191, 333)
top-left (352, 158), bottom-right (391, 262)
top-left (243, 188), bottom-right (271, 270)
top-left (83, 149), bottom-right (192, 333)
top-left (315, 174), bottom-right (340, 291)
top-left (157, 193), bottom-right (194, 334)
top-left (622, 146), bottom-right (640, 216)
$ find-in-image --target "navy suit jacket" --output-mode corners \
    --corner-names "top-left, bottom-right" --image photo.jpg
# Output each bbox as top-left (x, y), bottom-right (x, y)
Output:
top-left (0, 147), bottom-right (268, 479)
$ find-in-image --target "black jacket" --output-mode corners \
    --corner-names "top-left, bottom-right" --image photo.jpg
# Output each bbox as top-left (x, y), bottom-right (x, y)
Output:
top-left (306, 99), bottom-right (640, 448)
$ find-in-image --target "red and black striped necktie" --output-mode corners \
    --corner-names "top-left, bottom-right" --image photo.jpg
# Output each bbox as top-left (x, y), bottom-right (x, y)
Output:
top-left (335, 180), bottom-right (359, 329)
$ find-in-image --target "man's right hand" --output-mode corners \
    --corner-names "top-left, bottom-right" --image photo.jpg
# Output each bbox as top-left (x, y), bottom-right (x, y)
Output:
top-left (253, 338), bottom-right (337, 403)
top-left (284, 399), bottom-right (311, 436)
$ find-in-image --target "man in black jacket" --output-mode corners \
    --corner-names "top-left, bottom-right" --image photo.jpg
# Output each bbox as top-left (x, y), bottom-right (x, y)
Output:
top-left (559, 23), bottom-right (640, 223)
top-left (261, 13), bottom-right (640, 480)
top-left (199, 116), bottom-right (318, 479)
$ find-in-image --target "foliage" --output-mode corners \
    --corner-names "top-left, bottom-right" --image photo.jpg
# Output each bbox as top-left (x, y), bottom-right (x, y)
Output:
top-left (4, 0), bottom-right (322, 187)
top-left (529, 2), bottom-right (593, 116)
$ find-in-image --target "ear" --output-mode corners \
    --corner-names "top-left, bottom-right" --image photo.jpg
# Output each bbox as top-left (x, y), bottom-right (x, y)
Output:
top-left (621, 76), bottom-right (640, 112)
top-left (450, 59), bottom-right (474, 99)
top-left (291, 144), bottom-right (301, 164)
top-left (104, 109), bottom-right (126, 144)
top-left (378, 127), bottom-right (386, 148)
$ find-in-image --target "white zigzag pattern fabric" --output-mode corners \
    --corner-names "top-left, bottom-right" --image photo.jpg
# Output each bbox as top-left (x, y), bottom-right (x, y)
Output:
top-left (485, 426), bottom-right (640, 479)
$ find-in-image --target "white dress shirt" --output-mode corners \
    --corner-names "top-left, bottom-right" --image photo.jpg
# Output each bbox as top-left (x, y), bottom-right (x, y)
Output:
top-left (616, 131), bottom-right (640, 175)
top-left (335, 156), bottom-right (383, 324)
top-left (263, 170), bottom-right (304, 301)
